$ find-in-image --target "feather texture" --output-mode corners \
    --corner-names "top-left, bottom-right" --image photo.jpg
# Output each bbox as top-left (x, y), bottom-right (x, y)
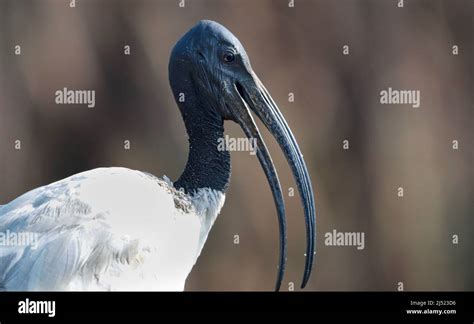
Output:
top-left (0, 167), bottom-right (225, 291)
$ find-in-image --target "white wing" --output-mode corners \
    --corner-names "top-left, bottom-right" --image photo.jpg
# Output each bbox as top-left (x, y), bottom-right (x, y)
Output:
top-left (0, 167), bottom-right (222, 291)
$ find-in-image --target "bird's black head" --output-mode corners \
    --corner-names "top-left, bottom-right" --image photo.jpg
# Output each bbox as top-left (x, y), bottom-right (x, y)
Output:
top-left (169, 20), bottom-right (316, 291)
top-left (169, 20), bottom-right (252, 121)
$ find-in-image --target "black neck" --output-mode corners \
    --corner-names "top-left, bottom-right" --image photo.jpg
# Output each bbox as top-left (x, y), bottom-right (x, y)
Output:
top-left (174, 96), bottom-right (231, 194)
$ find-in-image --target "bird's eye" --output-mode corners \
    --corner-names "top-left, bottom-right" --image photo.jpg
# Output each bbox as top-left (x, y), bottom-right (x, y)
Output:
top-left (223, 52), bottom-right (235, 63)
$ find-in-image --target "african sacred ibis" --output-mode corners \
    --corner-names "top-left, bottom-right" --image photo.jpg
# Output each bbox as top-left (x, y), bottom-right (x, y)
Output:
top-left (0, 20), bottom-right (316, 291)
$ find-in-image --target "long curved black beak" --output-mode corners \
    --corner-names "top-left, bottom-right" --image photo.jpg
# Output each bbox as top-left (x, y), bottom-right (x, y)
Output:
top-left (230, 73), bottom-right (316, 291)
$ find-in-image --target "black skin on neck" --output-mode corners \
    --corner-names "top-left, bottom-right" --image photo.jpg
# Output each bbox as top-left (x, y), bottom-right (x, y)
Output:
top-left (169, 23), bottom-right (233, 195)
top-left (173, 86), bottom-right (231, 195)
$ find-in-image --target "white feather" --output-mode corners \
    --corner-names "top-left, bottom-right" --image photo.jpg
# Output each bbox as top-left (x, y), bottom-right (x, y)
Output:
top-left (0, 167), bottom-right (225, 291)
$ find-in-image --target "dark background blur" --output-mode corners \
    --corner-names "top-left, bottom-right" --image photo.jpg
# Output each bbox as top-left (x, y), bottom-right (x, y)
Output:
top-left (0, 0), bottom-right (472, 291)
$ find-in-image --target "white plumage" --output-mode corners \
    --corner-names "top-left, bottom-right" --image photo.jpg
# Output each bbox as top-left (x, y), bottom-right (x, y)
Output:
top-left (0, 167), bottom-right (225, 291)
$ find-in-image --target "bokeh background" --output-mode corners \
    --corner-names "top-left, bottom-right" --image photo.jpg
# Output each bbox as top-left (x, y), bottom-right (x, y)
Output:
top-left (0, 0), bottom-right (472, 291)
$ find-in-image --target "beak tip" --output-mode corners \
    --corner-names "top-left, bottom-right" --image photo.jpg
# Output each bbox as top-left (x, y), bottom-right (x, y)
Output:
top-left (300, 278), bottom-right (308, 289)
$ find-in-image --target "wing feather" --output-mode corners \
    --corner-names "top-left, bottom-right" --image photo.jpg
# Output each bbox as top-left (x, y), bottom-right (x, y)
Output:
top-left (0, 167), bottom-right (185, 291)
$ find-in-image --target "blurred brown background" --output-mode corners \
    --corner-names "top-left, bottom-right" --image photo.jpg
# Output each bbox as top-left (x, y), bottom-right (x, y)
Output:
top-left (0, 0), bottom-right (472, 291)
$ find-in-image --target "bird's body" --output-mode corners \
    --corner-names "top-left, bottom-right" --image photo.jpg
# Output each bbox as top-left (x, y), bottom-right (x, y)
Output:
top-left (0, 167), bottom-right (224, 291)
top-left (0, 20), bottom-right (316, 291)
